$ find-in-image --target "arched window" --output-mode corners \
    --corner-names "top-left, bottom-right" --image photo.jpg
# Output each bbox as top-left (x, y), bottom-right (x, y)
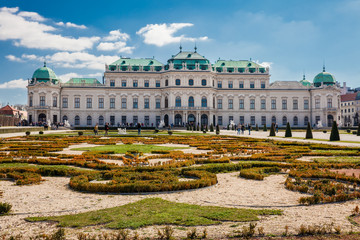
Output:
top-left (75, 116), bottom-right (80, 126)
top-left (175, 97), bottom-right (181, 107)
top-left (282, 116), bottom-right (287, 126)
top-left (188, 96), bottom-right (194, 107)
top-left (165, 97), bottom-right (168, 108)
top-left (165, 79), bottom-right (168, 86)
top-left (87, 116), bottom-right (92, 126)
top-left (175, 79), bottom-right (181, 86)
top-left (201, 79), bottom-right (207, 86)
top-left (201, 97), bottom-right (207, 107)
top-left (62, 115), bottom-right (68, 123)
top-left (189, 79), bottom-right (194, 86)
top-left (99, 115), bottom-right (104, 125)
top-left (293, 116), bottom-right (298, 126)
top-left (304, 116), bottom-right (309, 126)
top-left (271, 116), bottom-right (276, 123)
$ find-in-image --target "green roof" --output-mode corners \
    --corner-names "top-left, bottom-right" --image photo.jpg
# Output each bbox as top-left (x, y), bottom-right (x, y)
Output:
top-left (213, 60), bottom-right (263, 68)
top-left (65, 78), bottom-right (101, 85)
top-left (313, 68), bottom-right (336, 87)
top-left (169, 51), bottom-right (208, 61)
top-left (32, 62), bottom-right (59, 84)
top-left (109, 58), bottom-right (163, 67)
top-left (300, 79), bottom-right (311, 86)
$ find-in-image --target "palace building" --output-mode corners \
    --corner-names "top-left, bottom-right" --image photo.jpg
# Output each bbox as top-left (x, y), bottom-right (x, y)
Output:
top-left (27, 48), bottom-right (341, 128)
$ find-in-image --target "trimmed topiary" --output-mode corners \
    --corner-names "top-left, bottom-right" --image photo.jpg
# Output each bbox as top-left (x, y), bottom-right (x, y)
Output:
top-left (357, 124), bottom-right (360, 136)
top-left (330, 121), bottom-right (340, 141)
top-left (25, 131), bottom-right (30, 136)
top-left (263, 124), bottom-right (267, 132)
top-left (210, 123), bottom-right (214, 132)
top-left (197, 123), bottom-right (200, 131)
top-left (216, 124), bottom-right (220, 135)
top-left (269, 123), bottom-right (276, 136)
top-left (227, 124), bottom-right (230, 130)
top-left (306, 121), bottom-right (313, 139)
top-left (205, 125), bottom-right (208, 132)
top-left (78, 131), bottom-right (83, 136)
top-left (285, 122), bottom-right (292, 138)
top-left (39, 131), bottom-right (44, 135)
top-left (201, 124), bottom-right (204, 132)
top-left (255, 124), bottom-right (259, 131)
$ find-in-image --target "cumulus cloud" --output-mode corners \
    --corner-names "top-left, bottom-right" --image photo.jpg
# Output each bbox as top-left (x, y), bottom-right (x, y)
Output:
top-left (6, 55), bottom-right (23, 62)
top-left (56, 21), bottom-right (87, 29)
top-left (103, 30), bottom-right (129, 42)
top-left (97, 42), bottom-right (134, 54)
top-left (18, 11), bottom-right (46, 22)
top-left (0, 79), bottom-right (28, 89)
top-left (136, 23), bottom-right (208, 47)
top-left (0, 7), bottom-right (99, 51)
top-left (256, 61), bottom-right (273, 69)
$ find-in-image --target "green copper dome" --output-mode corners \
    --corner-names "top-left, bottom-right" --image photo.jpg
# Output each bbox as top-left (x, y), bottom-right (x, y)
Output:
top-left (300, 74), bottom-right (311, 86)
top-left (32, 62), bottom-right (59, 84)
top-left (313, 67), bottom-right (336, 87)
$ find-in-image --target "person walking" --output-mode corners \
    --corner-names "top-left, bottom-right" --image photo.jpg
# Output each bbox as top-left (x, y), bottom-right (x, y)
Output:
top-left (104, 122), bottom-right (109, 136)
top-left (275, 123), bottom-right (279, 133)
top-left (94, 123), bottom-right (98, 135)
top-left (237, 123), bottom-right (241, 135)
top-left (241, 124), bottom-right (245, 134)
top-left (137, 122), bottom-right (141, 135)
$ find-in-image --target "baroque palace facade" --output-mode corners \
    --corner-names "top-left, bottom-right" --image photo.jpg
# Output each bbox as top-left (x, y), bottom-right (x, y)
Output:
top-left (27, 49), bottom-right (341, 128)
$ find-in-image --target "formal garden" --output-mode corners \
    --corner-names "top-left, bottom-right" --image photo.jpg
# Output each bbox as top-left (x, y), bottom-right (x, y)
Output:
top-left (1, 129), bottom-right (360, 239)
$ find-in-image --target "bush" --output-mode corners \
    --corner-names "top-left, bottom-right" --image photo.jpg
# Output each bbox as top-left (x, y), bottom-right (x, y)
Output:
top-left (263, 124), bottom-right (267, 132)
top-left (347, 129), bottom-right (351, 133)
top-left (154, 129), bottom-right (159, 133)
top-left (210, 123), bottom-right (214, 132)
top-left (39, 131), bottom-right (44, 135)
top-left (305, 122), bottom-right (313, 139)
top-left (168, 130), bottom-right (173, 135)
top-left (0, 202), bottom-right (12, 215)
top-left (78, 131), bottom-right (84, 136)
top-left (197, 123), bottom-right (200, 131)
top-left (255, 124), bottom-right (259, 131)
top-left (357, 124), bottom-right (360, 136)
top-left (216, 124), bottom-right (220, 135)
top-left (285, 122), bottom-right (292, 138)
top-left (330, 121), bottom-right (340, 141)
top-left (25, 131), bottom-right (30, 136)
top-left (269, 123), bottom-right (276, 136)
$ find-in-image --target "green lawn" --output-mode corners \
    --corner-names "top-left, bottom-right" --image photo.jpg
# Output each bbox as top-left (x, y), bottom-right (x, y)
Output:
top-left (73, 144), bottom-right (189, 154)
top-left (27, 198), bottom-right (281, 229)
top-left (312, 156), bottom-right (360, 163)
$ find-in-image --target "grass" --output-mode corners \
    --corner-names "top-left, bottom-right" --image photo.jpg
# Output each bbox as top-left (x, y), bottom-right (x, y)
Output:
top-left (73, 144), bottom-right (189, 154)
top-left (26, 198), bottom-right (281, 229)
top-left (313, 156), bottom-right (360, 163)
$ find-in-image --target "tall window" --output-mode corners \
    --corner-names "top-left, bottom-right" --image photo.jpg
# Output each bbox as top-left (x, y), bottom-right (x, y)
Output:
top-left (217, 99), bottom-right (222, 109)
top-left (218, 116), bottom-right (223, 125)
top-left (304, 116), bottom-right (309, 126)
top-left (121, 98), bottom-right (127, 109)
top-left (165, 79), bottom-right (168, 86)
top-left (239, 99), bottom-right (244, 109)
top-left (133, 116), bottom-right (138, 125)
top-left (110, 116), bottom-right (115, 125)
top-left (53, 96), bottom-right (57, 107)
top-left (201, 79), bottom-right (207, 86)
top-left (75, 98), bottom-right (80, 108)
top-left (271, 99), bottom-right (276, 109)
top-left (133, 98), bottom-right (138, 109)
top-left (87, 116), bottom-right (92, 125)
top-left (40, 96), bottom-right (45, 106)
top-left (110, 98), bottom-right (115, 109)
top-left (261, 82), bottom-right (265, 89)
top-left (228, 81), bottom-right (233, 88)
top-left (156, 80), bottom-right (160, 87)
top-left (121, 116), bottom-right (126, 125)
top-left (110, 80), bottom-right (115, 87)
top-left (240, 116), bottom-right (244, 124)
top-left (29, 96), bottom-right (33, 107)
top-left (165, 97), bottom-right (168, 108)
top-left (304, 99), bottom-right (309, 110)
top-left (62, 97), bottom-right (68, 108)
top-left (217, 81), bottom-right (222, 88)
top-left (250, 82), bottom-right (255, 88)
top-left (250, 116), bottom-right (255, 125)
top-left (189, 79), bottom-right (194, 86)
top-left (293, 99), bottom-right (298, 110)
top-left (144, 80), bottom-right (149, 87)
top-left (250, 99), bottom-right (255, 110)
top-left (315, 98), bottom-right (320, 109)
top-left (282, 99), bottom-right (287, 110)
top-left (261, 99), bottom-right (266, 110)
top-left (175, 97), bottom-right (181, 107)
top-left (156, 116), bottom-right (161, 126)
top-left (121, 80), bottom-right (126, 87)
top-left (272, 116), bottom-right (276, 123)
top-left (86, 98), bottom-right (92, 108)
top-left (62, 115), bottom-right (68, 123)
top-left (261, 116), bottom-right (266, 125)
top-left (99, 116), bottom-right (104, 125)
top-left (189, 96), bottom-right (194, 107)
top-left (144, 98), bottom-right (150, 109)
top-left (282, 116), bottom-right (287, 125)
top-left (316, 116), bottom-right (320, 124)
top-left (239, 81), bottom-right (244, 88)
top-left (293, 116), bottom-right (298, 126)
top-left (144, 116), bottom-right (149, 126)
top-left (75, 116), bottom-right (80, 125)
top-left (98, 98), bottom-right (104, 109)
top-left (175, 79), bottom-right (181, 85)
top-left (133, 80), bottom-right (138, 87)
top-left (228, 99), bottom-right (233, 109)
top-left (327, 98), bottom-right (333, 108)
top-left (156, 98), bottom-right (161, 109)
top-left (201, 97), bottom-right (207, 107)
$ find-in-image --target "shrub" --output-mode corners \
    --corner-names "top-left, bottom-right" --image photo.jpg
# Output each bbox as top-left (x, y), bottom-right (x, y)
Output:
top-left (255, 124), bottom-right (259, 131)
top-left (39, 131), bottom-right (44, 135)
top-left (210, 123), bottom-right (214, 132)
top-left (25, 131), bottom-right (30, 136)
top-left (216, 125), bottom-right (220, 135)
top-left (78, 131), bottom-right (83, 136)
top-left (357, 124), bottom-right (360, 136)
top-left (285, 122), bottom-right (292, 138)
top-left (0, 202), bottom-right (12, 215)
top-left (269, 123), bottom-right (276, 136)
top-left (201, 124), bottom-right (204, 132)
top-left (168, 130), bottom-right (173, 135)
top-left (154, 129), bottom-right (159, 133)
top-left (330, 121), bottom-right (340, 141)
top-left (305, 121), bottom-right (313, 139)
top-left (227, 124), bottom-right (230, 130)
top-left (347, 129), bottom-right (351, 133)
top-left (263, 124), bottom-right (267, 132)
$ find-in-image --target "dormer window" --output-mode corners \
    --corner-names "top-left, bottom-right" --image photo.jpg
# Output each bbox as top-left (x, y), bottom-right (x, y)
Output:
top-left (187, 54), bottom-right (191, 58)
top-left (175, 79), bottom-right (181, 85)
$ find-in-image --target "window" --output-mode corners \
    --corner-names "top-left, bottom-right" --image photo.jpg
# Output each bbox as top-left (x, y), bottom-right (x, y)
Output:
top-left (75, 116), bottom-right (80, 125)
top-left (282, 116), bottom-right (287, 126)
top-left (327, 98), bottom-right (333, 108)
top-left (217, 81), bottom-right (222, 88)
top-left (156, 98), bottom-right (161, 109)
top-left (239, 81), bottom-right (244, 88)
top-left (250, 82), bottom-right (255, 88)
top-left (87, 116), bottom-right (92, 125)
top-left (144, 116), bottom-right (149, 126)
top-left (29, 96), bottom-right (33, 107)
top-left (175, 97), bottom-right (181, 107)
top-left (133, 80), bottom-right (138, 87)
top-left (261, 82), bottom-right (265, 89)
top-left (239, 99), bottom-right (244, 109)
top-left (201, 97), bottom-right (207, 107)
top-left (144, 98), bottom-right (150, 109)
top-left (228, 99), bottom-right (233, 109)
top-left (110, 80), bottom-right (115, 87)
top-left (110, 98), bottom-right (115, 109)
top-left (261, 116), bottom-right (266, 126)
top-left (229, 116), bottom-right (234, 124)
top-left (175, 79), bottom-right (181, 85)
top-left (271, 99), bottom-right (276, 109)
top-left (201, 79), bottom-right (207, 86)
top-left (75, 98), bottom-right (80, 108)
top-left (156, 116), bottom-right (161, 126)
top-left (304, 116), bottom-right (309, 126)
top-left (217, 99), bottom-right (222, 109)
top-left (189, 96), bottom-right (194, 107)
top-left (110, 116), bottom-right (115, 125)
top-left (53, 96), bottom-right (57, 107)
top-left (315, 98), bottom-right (320, 109)
top-left (121, 98), bottom-right (127, 109)
top-left (189, 79), bottom-right (194, 86)
top-left (165, 79), bottom-right (168, 86)
top-left (99, 116), bottom-right (104, 125)
top-left (165, 97), bottom-right (168, 108)
top-left (218, 116), bottom-right (223, 125)
top-left (304, 99), bottom-right (309, 110)
top-left (228, 81), bottom-right (233, 88)
top-left (316, 116), bottom-right (320, 124)
top-left (133, 98), bottom-right (138, 109)
top-left (156, 80), bottom-right (160, 87)
top-left (98, 98), bottom-right (104, 109)
top-left (133, 116), bottom-right (138, 125)
top-left (261, 99), bottom-right (266, 110)
top-left (240, 116), bottom-right (244, 124)
top-left (272, 116), bottom-right (276, 123)
top-left (40, 96), bottom-right (45, 106)
top-left (293, 116), bottom-right (298, 126)
top-left (293, 99), bottom-right (298, 110)
top-left (144, 80), bottom-right (149, 87)
top-left (251, 116), bottom-right (255, 125)
top-left (282, 99), bottom-right (287, 110)
top-left (250, 99), bottom-right (255, 110)
top-left (121, 80), bottom-right (126, 87)
top-left (62, 97), bottom-right (68, 108)
top-left (121, 116), bottom-right (127, 125)
top-left (86, 98), bottom-right (92, 109)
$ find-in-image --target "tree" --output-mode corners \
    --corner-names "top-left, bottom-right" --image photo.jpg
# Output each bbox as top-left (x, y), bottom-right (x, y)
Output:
top-left (197, 122), bottom-right (200, 131)
top-left (330, 121), bottom-right (340, 141)
top-left (305, 121), bottom-right (313, 139)
top-left (216, 124), bottom-right (220, 135)
top-left (227, 124), bottom-right (230, 130)
top-left (210, 123), bottom-right (214, 132)
top-left (285, 122), bottom-right (292, 137)
top-left (201, 124), bottom-right (204, 132)
top-left (269, 123), bottom-right (276, 136)
top-left (255, 124), bottom-right (259, 131)
top-left (205, 125), bottom-right (208, 132)
top-left (263, 124), bottom-right (267, 132)
top-left (357, 124), bottom-right (360, 136)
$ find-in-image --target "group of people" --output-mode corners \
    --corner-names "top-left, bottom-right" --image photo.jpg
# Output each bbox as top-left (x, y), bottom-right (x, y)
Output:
top-left (93, 123), bottom-right (110, 136)
top-left (236, 124), bottom-right (252, 135)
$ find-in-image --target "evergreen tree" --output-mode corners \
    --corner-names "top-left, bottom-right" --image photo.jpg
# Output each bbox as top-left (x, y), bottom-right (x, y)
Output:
top-left (197, 122), bottom-right (200, 131)
top-left (205, 125), bottom-right (208, 132)
top-left (210, 123), bottom-right (214, 132)
top-left (255, 124), bottom-right (259, 131)
top-left (285, 122), bottom-right (292, 137)
top-left (263, 124), bottom-right (267, 132)
top-left (330, 121), bottom-right (340, 141)
top-left (186, 124), bottom-right (189, 131)
top-left (201, 124), bottom-right (204, 132)
top-left (269, 123), bottom-right (276, 136)
top-left (216, 124), bottom-right (220, 135)
top-left (305, 121), bottom-right (313, 139)
top-left (357, 124), bottom-right (360, 136)
top-left (232, 124), bottom-right (235, 130)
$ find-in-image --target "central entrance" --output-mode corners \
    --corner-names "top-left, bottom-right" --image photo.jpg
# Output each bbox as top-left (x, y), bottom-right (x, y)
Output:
top-left (188, 114), bottom-right (196, 126)
top-left (201, 114), bottom-right (208, 126)
top-left (175, 114), bottom-right (182, 126)
top-left (38, 113), bottom-right (46, 123)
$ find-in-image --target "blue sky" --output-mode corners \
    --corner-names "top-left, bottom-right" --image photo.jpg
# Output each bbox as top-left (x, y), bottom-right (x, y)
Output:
top-left (1, 0), bottom-right (360, 104)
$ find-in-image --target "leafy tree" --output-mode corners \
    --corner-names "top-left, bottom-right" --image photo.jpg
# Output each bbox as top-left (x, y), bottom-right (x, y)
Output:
top-left (269, 123), bottom-right (276, 136)
top-left (285, 122), bottom-right (292, 137)
top-left (330, 121), bottom-right (340, 141)
top-left (306, 121), bottom-right (313, 139)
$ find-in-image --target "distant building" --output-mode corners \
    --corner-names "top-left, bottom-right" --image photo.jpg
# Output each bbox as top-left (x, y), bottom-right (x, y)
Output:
top-left (340, 92), bottom-right (360, 127)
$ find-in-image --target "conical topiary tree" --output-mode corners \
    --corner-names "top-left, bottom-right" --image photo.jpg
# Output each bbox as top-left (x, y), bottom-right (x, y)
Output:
top-left (210, 123), bottom-right (214, 132)
top-left (197, 122), bottom-right (200, 131)
top-left (227, 124), bottom-right (230, 130)
top-left (357, 124), bottom-right (360, 136)
top-left (306, 121), bottom-right (313, 139)
top-left (205, 125), bottom-right (208, 132)
top-left (201, 124), bottom-right (204, 132)
top-left (216, 124), bottom-right (220, 135)
top-left (269, 123), bottom-right (276, 136)
top-left (263, 124), bottom-right (267, 132)
top-left (285, 122), bottom-right (292, 138)
top-left (330, 121), bottom-right (340, 141)
top-left (255, 124), bottom-right (259, 131)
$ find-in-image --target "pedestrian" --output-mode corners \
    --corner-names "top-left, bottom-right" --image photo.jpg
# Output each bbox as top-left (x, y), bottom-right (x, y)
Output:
top-left (275, 123), bottom-right (279, 133)
top-left (104, 122), bottom-right (109, 136)
top-left (248, 124), bottom-right (251, 135)
top-left (237, 123), bottom-right (241, 135)
top-left (137, 122), bottom-right (141, 135)
top-left (241, 124), bottom-right (245, 134)
top-left (94, 123), bottom-right (98, 135)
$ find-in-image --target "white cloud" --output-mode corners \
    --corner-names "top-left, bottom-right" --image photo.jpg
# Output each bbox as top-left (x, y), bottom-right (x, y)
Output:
top-left (0, 7), bottom-right (99, 51)
top-left (256, 61), bottom-right (273, 69)
top-left (6, 55), bottom-right (23, 62)
top-left (103, 30), bottom-right (129, 42)
top-left (56, 21), bottom-right (87, 29)
top-left (18, 11), bottom-right (46, 22)
top-left (97, 41), bottom-right (134, 54)
top-left (0, 79), bottom-right (28, 89)
top-left (136, 23), bottom-right (208, 47)
top-left (21, 54), bottom-right (38, 61)
top-left (58, 72), bottom-right (103, 82)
